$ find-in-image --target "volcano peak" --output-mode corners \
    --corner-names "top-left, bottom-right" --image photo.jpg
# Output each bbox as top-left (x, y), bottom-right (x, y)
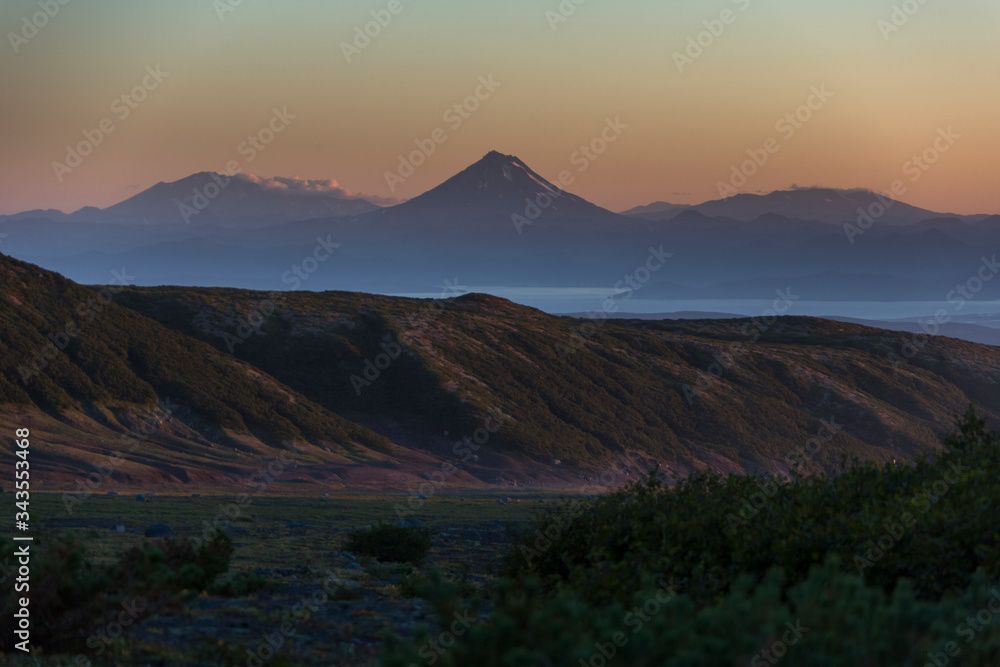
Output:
top-left (371, 151), bottom-right (622, 225)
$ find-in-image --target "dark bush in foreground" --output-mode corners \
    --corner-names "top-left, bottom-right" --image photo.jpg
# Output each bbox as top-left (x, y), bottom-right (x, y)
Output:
top-left (382, 406), bottom-right (1000, 664)
top-left (0, 530), bottom-right (232, 653)
top-left (383, 561), bottom-right (1000, 666)
top-left (116, 530), bottom-right (232, 597)
top-left (207, 570), bottom-right (272, 597)
top-left (345, 522), bottom-right (433, 564)
top-left (504, 405), bottom-right (1000, 606)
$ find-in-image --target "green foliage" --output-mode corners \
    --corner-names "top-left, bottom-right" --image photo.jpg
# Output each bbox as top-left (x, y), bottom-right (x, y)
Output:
top-left (382, 407), bottom-right (1000, 664)
top-left (502, 406), bottom-right (1000, 607)
top-left (396, 568), bottom-right (478, 600)
top-left (395, 571), bottom-right (428, 599)
top-left (116, 284), bottom-right (1000, 469)
top-left (0, 530), bottom-right (232, 652)
top-left (345, 522), bottom-right (433, 564)
top-left (0, 255), bottom-right (391, 454)
top-left (115, 531), bottom-right (233, 598)
top-left (382, 561), bottom-right (1000, 666)
top-left (6, 253), bottom-right (1000, 470)
top-left (207, 570), bottom-right (272, 597)
top-left (115, 287), bottom-right (482, 443)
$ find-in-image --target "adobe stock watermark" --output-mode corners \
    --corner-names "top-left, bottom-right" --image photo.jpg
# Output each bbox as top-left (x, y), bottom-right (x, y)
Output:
top-left (545, 0), bottom-right (588, 31)
top-left (350, 278), bottom-right (468, 396)
top-left (8, 0), bottom-right (71, 54)
top-left (782, 417), bottom-right (842, 472)
top-left (341, 0), bottom-right (409, 62)
top-left (80, 597), bottom-right (149, 660)
top-left (748, 619), bottom-right (809, 666)
top-left (569, 116), bottom-right (629, 173)
top-left (512, 116), bottom-right (628, 234)
top-left (395, 408), bottom-right (510, 519)
top-left (683, 288), bottom-right (799, 405)
top-left (579, 578), bottom-right (681, 667)
top-left (925, 589), bottom-right (1000, 667)
top-left (214, 0), bottom-right (246, 22)
top-left (52, 65), bottom-right (170, 182)
top-left (516, 453), bottom-right (645, 566)
top-left (178, 107), bottom-right (296, 224)
top-left (843, 127), bottom-right (959, 244)
top-left (726, 419), bottom-right (842, 532)
top-left (412, 609), bottom-right (481, 666)
top-left (854, 460), bottom-right (969, 575)
top-left (887, 254), bottom-right (998, 371)
top-left (222, 295), bottom-right (285, 354)
top-left (384, 75), bottom-right (502, 193)
top-left (17, 267), bottom-right (135, 385)
top-left (556, 244), bottom-right (672, 360)
top-left (221, 236), bottom-right (339, 353)
top-left (191, 448), bottom-right (301, 551)
top-left (281, 236), bottom-right (340, 289)
top-left (878, 0), bottom-right (931, 41)
top-left (240, 569), bottom-right (340, 667)
top-left (716, 85), bottom-right (833, 199)
top-left (673, 0), bottom-right (752, 73)
top-left (61, 398), bottom-right (179, 514)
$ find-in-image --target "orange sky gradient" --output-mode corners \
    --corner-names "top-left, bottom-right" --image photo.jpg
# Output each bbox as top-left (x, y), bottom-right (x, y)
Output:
top-left (1, 0), bottom-right (998, 216)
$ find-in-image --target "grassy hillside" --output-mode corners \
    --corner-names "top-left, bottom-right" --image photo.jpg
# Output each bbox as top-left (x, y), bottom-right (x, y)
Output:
top-left (4, 248), bottom-right (998, 486)
top-left (0, 254), bottom-right (392, 483)
top-left (116, 286), bottom-right (1000, 473)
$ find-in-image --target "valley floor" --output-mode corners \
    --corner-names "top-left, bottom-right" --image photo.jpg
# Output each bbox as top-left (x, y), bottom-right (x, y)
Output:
top-left (3, 492), bottom-right (546, 666)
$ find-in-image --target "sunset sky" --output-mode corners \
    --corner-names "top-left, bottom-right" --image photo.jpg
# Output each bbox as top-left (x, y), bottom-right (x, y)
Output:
top-left (2, 0), bottom-right (998, 216)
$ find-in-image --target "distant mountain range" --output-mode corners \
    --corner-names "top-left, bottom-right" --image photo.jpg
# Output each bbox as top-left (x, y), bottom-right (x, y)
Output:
top-left (6, 154), bottom-right (995, 230)
top-left (2, 151), bottom-right (998, 323)
top-left (3, 172), bottom-right (382, 227)
top-left (620, 187), bottom-right (991, 225)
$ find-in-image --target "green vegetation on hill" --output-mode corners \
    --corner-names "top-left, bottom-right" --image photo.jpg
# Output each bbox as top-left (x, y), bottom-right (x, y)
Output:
top-left (0, 254), bottom-right (390, 456)
top-left (117, 285), bottom-right (1000, 471)
top-left (4, 249), bottom-right (1000, 481)
top-left (114, 286), bottom-right (481, 439)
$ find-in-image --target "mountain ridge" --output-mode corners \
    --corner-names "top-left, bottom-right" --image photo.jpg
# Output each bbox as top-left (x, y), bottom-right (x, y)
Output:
top-left (12, 155), bottom-right (994, 227)
top-left (3, 251), bottom-right (1000, 489)
top-left (1, 172), bottom-right (383, 228)
top-left (622, 187), bottom-right (988, 225)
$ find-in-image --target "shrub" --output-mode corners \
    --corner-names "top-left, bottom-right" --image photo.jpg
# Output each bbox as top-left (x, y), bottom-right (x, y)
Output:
top-left (382, 405), bottom-right (1000, 665)
top-left (501, 405), bottom-right (1000, 607)
top-left (0, 530), bottom-right (232, 652)
top-left (116, 530), bottom-right (233, 598)
top-left (345, 522), bottom-right (433, 564)
top-left (396, 568), bottom-right (478, 600)
top-left (207, 570), bottom-right (272, 597)
top-left (382, 560), bottom-right (1000, 666)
